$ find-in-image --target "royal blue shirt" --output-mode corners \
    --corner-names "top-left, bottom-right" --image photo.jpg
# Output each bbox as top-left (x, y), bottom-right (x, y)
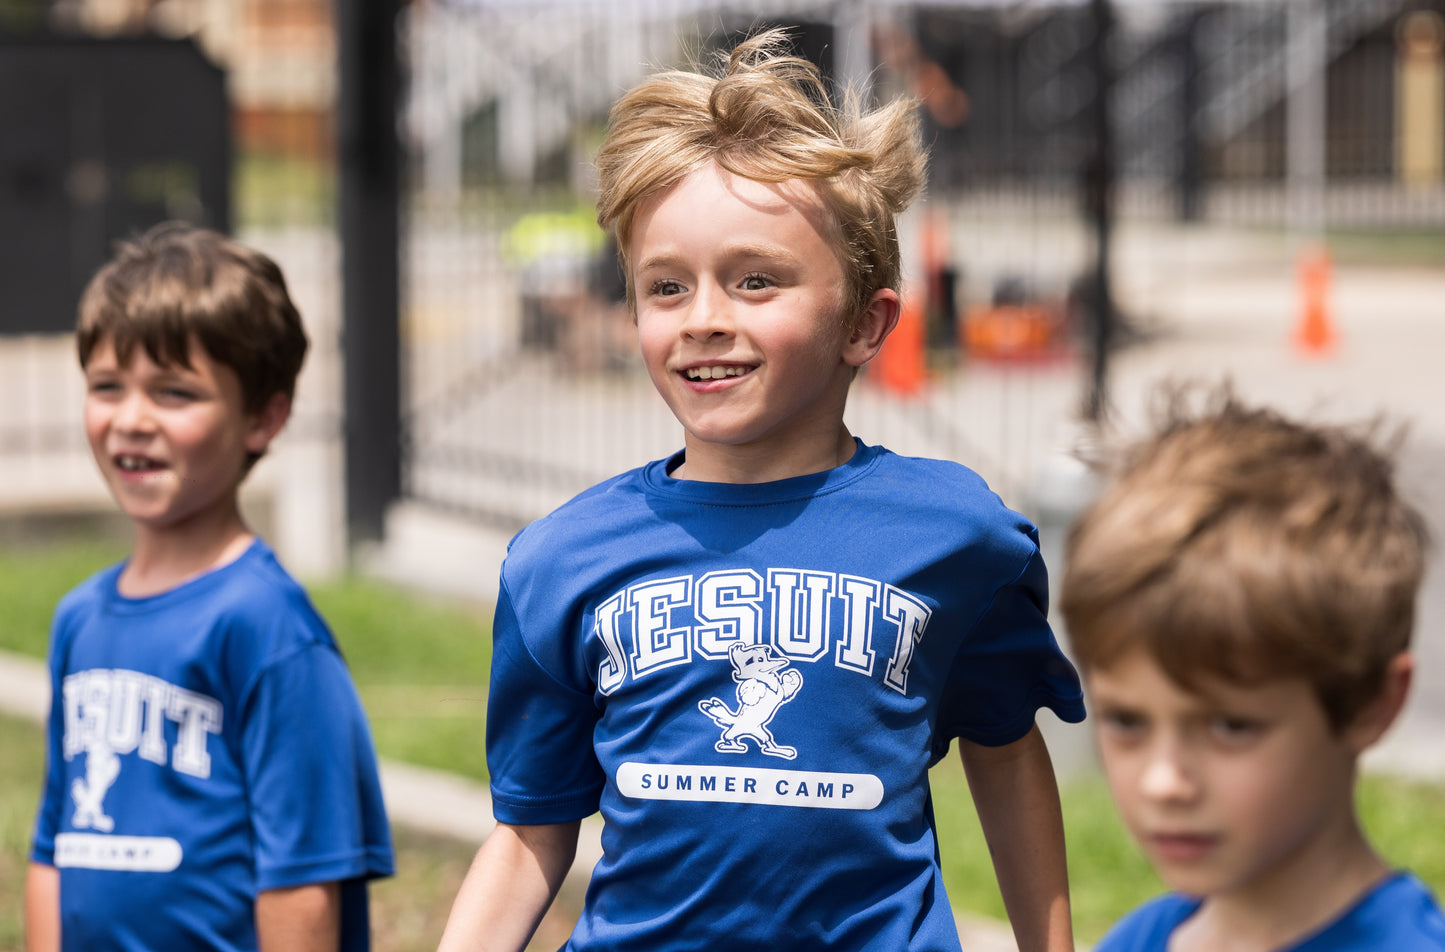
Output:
top-left (32, 540), bottom-right (394, 951)
top-left (1096, 873), bottom-right (1445, 951)
top-left (487, 441), bottom-right (1085, 950)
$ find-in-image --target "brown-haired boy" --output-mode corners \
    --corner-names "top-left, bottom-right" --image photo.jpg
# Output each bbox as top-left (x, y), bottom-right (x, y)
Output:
top-left (1060, 392), bottom-right (1445, 951)
top-left (25, 222), bottom-right (393, 952)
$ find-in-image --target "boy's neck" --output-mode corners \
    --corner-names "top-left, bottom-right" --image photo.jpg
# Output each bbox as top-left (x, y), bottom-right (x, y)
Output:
top-left (1173, 817), bottom-right (1388, 952)
top-left (120, 507), bottom-right (255, 598)
top-left (675, 426), bottom-right (858, 484)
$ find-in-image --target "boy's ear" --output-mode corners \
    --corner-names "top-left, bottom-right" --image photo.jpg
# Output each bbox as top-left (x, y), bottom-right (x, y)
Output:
top-left (244, 392), bottom-right (293, 456)
top-left (1344, 652), bottom-right (1413, 753)
top-left (843, 288), bottom-right (902, 368)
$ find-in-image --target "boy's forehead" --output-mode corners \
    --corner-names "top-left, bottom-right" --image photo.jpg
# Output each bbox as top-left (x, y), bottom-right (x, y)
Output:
top-left (1084, 647), bottom-right (1311, 712)
top-left (87, 331), bottom-right (198, 369)
top-left (630, 163), bottom-right (839, 265)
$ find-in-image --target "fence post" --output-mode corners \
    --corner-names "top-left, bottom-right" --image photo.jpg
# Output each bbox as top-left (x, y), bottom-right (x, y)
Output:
top-left (1175, 9), bottom-right (1204, 222)
top-left (1084, 0), bottom-right (1116, 422)
top-left (338, 0), bottom-right (403, 550)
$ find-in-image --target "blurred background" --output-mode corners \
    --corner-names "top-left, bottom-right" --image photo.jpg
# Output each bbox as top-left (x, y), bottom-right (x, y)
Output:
top-left (2, 0), bottom-right (1443, 577)
top-left (1, 1), bottom-right (1443, 947)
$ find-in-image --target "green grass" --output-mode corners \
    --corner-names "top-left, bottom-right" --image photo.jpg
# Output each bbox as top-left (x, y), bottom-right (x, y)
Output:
top-left (5, 538), bottom-right (1445, 946)
top-left (929, 757), bottom-right (1165, 941)
top-left (0, 714), bottom-right (45, 952)
top-left (0, 539), bottom-right (127, 657)
top-left (308, 578), bottom-right (493, 782)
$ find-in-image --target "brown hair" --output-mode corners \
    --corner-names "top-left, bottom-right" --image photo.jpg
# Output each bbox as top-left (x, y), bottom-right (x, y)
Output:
top-left (1059, 389), bottom-right (1430, 731)
top-left (76, 222), bottom-right (308, 415)
top-left (594, 29), bottom-right (926, 326)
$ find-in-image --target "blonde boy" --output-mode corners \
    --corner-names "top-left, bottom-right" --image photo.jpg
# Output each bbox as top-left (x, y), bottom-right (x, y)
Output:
top-left (440, 32), bottom-right (1084, 951)
top-left (1060, 393), bottom-right (1445, 951)
top-left (26, 223), bottom-right (393, 952)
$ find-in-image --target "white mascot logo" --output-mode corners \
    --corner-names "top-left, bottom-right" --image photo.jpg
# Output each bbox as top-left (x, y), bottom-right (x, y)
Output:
top-left (71, 742), bottom-right (121, 832)
top-left (698, 643), bottom-right (803, 759)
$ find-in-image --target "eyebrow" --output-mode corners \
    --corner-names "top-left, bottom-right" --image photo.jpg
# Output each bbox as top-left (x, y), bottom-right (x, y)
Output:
top-left (635, 242), bottom-right (803, 275)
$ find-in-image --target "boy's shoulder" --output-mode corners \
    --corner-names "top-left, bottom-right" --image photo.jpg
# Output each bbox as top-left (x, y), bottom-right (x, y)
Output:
top-left (1335, 873), bottom-right (1445, 951)
top-left (54, 557), bottom-right (125, 613)
top-left (1092, 893), bottom-right (1200, 951)
top-left (504, 443), bottom-right (1032, 561)
top-left (504, 464), bottom-right (649, 559)
top-left (172, 540), bottom-right (333, 655)
top-left (1095, 875), bottom-right (1445, 952)
top-left (52, 539), bottom-right (330, 661)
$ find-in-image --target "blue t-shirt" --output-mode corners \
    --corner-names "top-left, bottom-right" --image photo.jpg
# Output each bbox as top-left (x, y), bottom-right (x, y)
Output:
top-left (31, 539), bottom-right (394, 952)
top-left (1095, 873), bottom-right (1445, 951)
top-left (488, 441), bottom-right (1085, 950)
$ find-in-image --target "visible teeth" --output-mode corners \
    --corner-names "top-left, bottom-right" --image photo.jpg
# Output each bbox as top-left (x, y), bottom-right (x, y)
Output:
top-left (116, 456), bottom-right (157, 472)
top-left (686, 366), bottom-right (747, 381)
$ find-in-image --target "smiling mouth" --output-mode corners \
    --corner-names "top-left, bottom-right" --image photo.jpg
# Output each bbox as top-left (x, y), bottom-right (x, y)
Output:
top-left (114, 454), bottom-right (166, 474)
top-left (684, 365), bottom-right (751, 381)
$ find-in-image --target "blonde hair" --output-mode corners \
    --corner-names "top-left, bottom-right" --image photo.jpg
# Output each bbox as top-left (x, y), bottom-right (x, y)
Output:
top-left (595, 29), bottom-right (926, 325)
top-left (1059, 390), bottom-right (1429, 731)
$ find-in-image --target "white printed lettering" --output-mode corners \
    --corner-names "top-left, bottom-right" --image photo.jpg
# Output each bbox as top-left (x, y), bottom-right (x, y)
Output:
top-left (167, 689), bottom-right (222, 778)
top-left (835, 575), bottom-right (880, 675)
top-left (594, 592), bottom-right (628, 695)
top-left (629, 577), bottom-right (693, 677)
top-left (695, 570), bottom-right (762, 658)
top-left (884, 587), bottom-right (933, 695)
top-left (585, 569), bottom-right (938, 695)
top-left (617, 762), bottom-right (883, 810)
top-left (769, 569), bottom-right (833, 661)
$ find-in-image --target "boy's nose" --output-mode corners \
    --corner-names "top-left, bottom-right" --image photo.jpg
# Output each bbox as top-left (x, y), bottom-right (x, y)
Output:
top-left (681, 282), bottom-right (734, 340)
top-left (112, 391), bottom-right (157, 433)
top-left (1139, 742), bottom-right (1199, 803)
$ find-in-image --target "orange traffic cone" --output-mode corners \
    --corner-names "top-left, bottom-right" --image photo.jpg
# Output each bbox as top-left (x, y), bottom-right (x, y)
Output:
top-left (1295, 246), bottom-right (1336, 356)
top-left (873, 295), bottom-right (927, 397)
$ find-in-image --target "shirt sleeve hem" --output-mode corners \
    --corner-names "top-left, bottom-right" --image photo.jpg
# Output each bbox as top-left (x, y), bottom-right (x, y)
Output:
top-left (931, 689), bottom-right (1087, 762)
top-left (255, 846), bottom-right (394, 891)
top-left (491, 786), bottom-right (602, 826)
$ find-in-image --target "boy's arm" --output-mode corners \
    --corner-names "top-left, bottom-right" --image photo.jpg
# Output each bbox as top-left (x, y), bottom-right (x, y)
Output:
top-left (958, 723), bottom-right (1074, 952)
top-left (255, 881), bottom-right (340, 952)
top-left (24, 862), bottom-right (59, 952)
top-left (438, 820), bottom-right (580, 952)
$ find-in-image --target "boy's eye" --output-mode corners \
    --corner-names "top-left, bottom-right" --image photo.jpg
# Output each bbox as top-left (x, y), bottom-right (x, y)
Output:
top-left (740, 273), bottom-right (772, 291)
top-left (1098, 708), bottom-right (1147, 738)
top-left (649, 280), bottom-right (684, 297)
top-left (1207, 715), bottom-right (1265, 743)
top-left (87, 380), bottom-right (121, 396)
top-left (156, 387), bottom-right (198, 403)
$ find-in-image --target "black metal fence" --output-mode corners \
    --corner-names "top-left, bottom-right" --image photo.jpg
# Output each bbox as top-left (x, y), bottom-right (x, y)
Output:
top-left (393, 0), bottom-right (1445, 533)
top-left (3, 0), bottom-right (1443, 550)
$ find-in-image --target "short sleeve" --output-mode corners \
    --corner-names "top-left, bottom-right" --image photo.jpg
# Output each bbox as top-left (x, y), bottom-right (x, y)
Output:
top-left (486, 581), bottom-right (605, 825)
top-left (932, 541), bottom-right (1085, 760)
top-left (241, 643), bottom-right (393, 891)
top-left (30, 612), bottom-right (69, 865)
